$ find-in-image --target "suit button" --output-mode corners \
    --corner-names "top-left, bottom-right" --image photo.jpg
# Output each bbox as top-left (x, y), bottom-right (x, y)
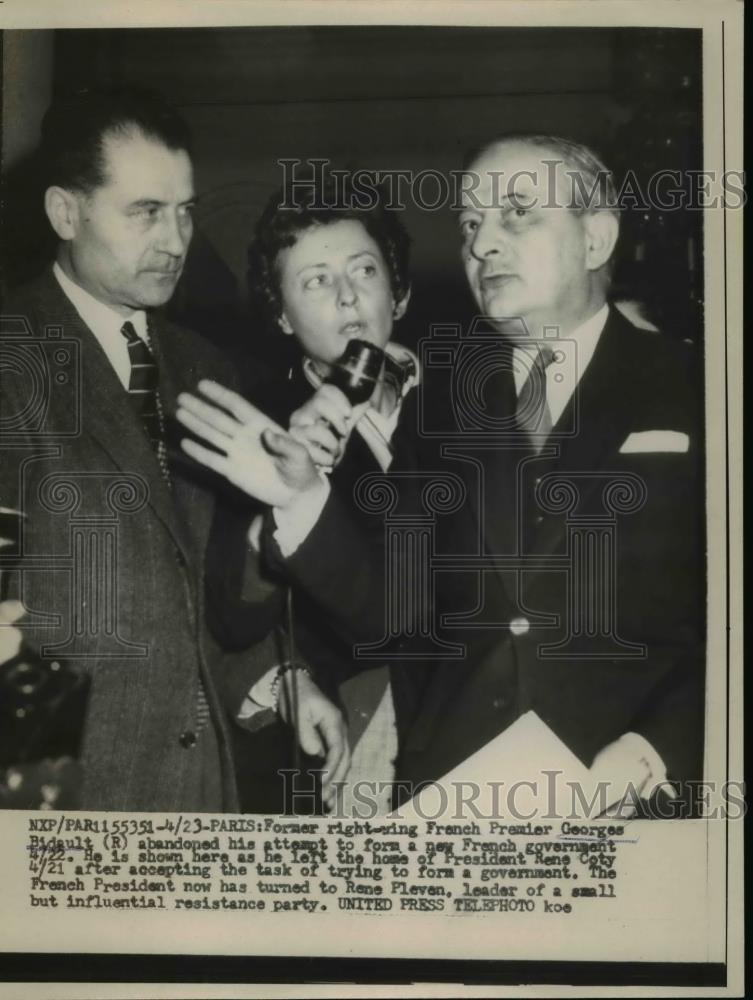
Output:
top-left (179, 730), bottom-right (197, 749)
top-left (175, 549), bottom-right (186, 568)
top-left (534, 515), bottom-right (544, 525)
top-left (509, 616), bottom-right (530, 637)
top-left (492, 696), bottom-right (508, 710)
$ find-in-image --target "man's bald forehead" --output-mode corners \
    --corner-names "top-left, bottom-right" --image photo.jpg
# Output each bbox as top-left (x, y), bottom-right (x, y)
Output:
top-left (462, 135), bottom-right (617, 213)
top-left (467, 136), bottom-right (559, 170)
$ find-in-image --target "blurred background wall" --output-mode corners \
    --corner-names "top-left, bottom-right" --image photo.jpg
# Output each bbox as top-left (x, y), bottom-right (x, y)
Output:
top-left (1, 26), bottom-right (702, 370)
top-left (2, 30), bottom-right (54, 167)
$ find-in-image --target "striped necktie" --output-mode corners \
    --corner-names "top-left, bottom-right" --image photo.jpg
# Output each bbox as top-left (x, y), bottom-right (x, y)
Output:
top-left (120, 320), bottom-right (171, 484)
top-left (120, 320), bottom-right (210, 733)
top-left (516, 345), bottom-right (555, 453)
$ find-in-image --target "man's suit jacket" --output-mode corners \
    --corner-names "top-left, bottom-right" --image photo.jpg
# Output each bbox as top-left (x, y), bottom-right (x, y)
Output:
top-left (278, 308), bottom-right (705, 791)
top-left (0, 269), bottom-right (269, 811)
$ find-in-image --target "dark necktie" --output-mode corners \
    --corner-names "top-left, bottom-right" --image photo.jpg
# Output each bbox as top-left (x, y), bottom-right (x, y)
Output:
top-left (516, 345), bottom-right (555, 453)
top-left (120, 320), bottom-right (171, 484)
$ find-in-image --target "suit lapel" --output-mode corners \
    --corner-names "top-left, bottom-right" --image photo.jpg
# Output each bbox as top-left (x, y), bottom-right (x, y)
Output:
top-left (150, 317), bottom-right (216, 565)
top-left (456, 311), bottom-right (639, 582)
top-left (35, 270), bottom-right (190, 558)
top-left (525, 309), bottom-right (638, 562)
top-left (452, 363), bottom-right (521, 581)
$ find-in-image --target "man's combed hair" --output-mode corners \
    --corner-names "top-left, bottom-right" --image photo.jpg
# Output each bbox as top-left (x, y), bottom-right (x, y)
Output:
top-left (463, 132), bottom-right (619, 214)
top-left (248, 171), bottom-right (412, 326)
top-left (40, 87), bottom-right (192, 193)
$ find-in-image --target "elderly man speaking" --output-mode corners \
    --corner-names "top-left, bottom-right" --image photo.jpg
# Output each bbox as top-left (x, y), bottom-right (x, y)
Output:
top-left (177, 134), bottom-right (704, 816)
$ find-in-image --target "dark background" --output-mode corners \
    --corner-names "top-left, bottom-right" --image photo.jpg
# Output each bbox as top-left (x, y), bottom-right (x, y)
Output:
top-left (1, 26), bottom-right (703, 377)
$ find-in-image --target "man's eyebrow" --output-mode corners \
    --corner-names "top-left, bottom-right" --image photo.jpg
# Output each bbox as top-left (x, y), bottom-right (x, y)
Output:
top-left (498, 190), bottom-right (537, 205)
top-left (127, 195), bottom-right (199, 208)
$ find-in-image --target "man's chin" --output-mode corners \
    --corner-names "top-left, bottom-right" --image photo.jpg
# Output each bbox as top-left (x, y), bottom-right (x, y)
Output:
top-left (481, 305), bottom-right (532, 341)
top-left (135, 276), bottom-right (180, 308)
top-left (478, 289), bottom-right (521, 322)
top-left (482, 301), bottom-right (529, 330)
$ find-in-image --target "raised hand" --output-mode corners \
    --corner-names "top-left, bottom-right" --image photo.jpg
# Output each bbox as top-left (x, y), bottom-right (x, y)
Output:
top-left (176, 380), bottom-right (321, 507)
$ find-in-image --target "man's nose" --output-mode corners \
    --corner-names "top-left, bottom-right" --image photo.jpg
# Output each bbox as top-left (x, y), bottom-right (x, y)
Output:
top-left (469, 214), bottom-right (504, 261)
top-left (157, 211), bottom-right (192, 257)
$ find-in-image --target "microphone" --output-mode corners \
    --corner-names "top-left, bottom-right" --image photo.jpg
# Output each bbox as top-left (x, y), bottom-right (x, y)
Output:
top-left (324, 338), bottom-right (385, 406)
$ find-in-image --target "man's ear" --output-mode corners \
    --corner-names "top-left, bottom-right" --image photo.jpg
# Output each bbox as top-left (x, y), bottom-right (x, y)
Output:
top-left (44, 186), bottom-right (80, 241)
top-left (393, 286), bottom-right (412, 321)
top-left (278, 312), bottom-right (294, 336)
top-left (583, 211), bottom-right (619, 272)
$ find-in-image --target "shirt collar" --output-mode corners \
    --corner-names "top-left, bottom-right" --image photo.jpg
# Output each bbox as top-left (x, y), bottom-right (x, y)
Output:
top-left (52, 261), bottom-right (148, 341)
top-left (512, 303), bottom-right (610, 397)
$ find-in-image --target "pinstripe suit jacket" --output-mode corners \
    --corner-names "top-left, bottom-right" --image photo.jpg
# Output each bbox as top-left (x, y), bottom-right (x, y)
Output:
top-left (0, 268), bottom-right (271, 811)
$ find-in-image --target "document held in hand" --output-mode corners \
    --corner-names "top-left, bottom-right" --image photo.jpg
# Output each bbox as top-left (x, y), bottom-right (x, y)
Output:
top-left (398, 711), bottom-right (602, 819)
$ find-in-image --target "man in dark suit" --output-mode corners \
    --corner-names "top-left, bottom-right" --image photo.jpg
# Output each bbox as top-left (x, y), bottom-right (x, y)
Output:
top-left (388, 135), bottom-right (705, 801)
top-left (0, 89), bottom-right (345, 811)
top-left (177, 134), bottom-right (705, 812)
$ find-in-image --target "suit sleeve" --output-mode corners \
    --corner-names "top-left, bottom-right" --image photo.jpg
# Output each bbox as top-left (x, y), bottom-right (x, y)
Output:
top-left (265, 487), bottom-right (392, 648)
top-left (632, 653), bottom-right (705, 783)
top-left (622, 343), bottom-right (706, 784)
top-left (264, 388), bottom-right (427, 656)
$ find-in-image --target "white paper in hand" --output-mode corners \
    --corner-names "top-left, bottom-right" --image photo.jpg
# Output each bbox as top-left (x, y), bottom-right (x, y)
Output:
top-left (396, 711), bottom-right (594, 819)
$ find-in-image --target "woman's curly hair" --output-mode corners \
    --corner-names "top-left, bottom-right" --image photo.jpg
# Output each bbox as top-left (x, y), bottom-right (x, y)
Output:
top-left (248, 169), bottom-right (412, 327)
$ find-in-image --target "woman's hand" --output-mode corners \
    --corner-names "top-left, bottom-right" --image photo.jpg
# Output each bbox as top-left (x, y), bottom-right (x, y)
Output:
top-left (176, 380), bottom-right (321, 507)
top-left (289, 385), bottom-right (370, 470)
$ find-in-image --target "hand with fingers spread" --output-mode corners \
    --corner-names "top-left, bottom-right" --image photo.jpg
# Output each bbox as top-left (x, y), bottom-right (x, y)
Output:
top-left (288, 384), bottom-right (369, 470)
top-left (176, 379), bottom-right (322, 508)
top-left (277, 668), bottom-right (351, 812)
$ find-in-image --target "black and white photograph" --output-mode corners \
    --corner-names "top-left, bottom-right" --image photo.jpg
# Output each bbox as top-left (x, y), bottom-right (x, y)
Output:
top-left (0, 0), bottom-right (743, 996)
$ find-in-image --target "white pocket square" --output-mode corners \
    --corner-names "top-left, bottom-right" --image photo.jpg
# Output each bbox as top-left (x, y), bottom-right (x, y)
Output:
top-left (619, 430), bottom-right (689, 454)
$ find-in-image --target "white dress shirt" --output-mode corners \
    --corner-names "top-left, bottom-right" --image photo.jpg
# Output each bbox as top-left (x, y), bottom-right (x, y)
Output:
top-left (53, 261), bottom-right (148, 388)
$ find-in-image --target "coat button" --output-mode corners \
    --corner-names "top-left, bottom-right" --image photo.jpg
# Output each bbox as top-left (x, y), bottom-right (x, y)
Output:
top-left (179, 730), bottom-right (197, 749)
top-left (492, 696), bottom-right (508, 711)
top-left (509, 616), bottom-right (530, 637)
